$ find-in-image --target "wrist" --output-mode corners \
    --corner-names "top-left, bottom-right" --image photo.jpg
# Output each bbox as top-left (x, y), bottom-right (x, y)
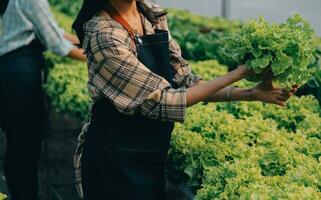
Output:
top-left (229, 69), bottom-right (245, 82)
top-left (246, 88), bottom-right (256, 101)
top-left (233, 66), bottom-right (249, 80)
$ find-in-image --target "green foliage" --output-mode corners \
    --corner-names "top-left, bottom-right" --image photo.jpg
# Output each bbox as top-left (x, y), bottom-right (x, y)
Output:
top-left (48, 0), bottom-right (81, 17)
top-left (221, 15), bottom-right (317, 89)
top-left (190, 60), bottom-right (228, 80)
top-left (50, 7), bottom-right (75, 33)
top-left (167, 9), bottom-right (242, 64)
top-left (309, 37), bottom-right (321, 69)
top-left (0, 194), bottom-right (6, 200)
top-left (306, 40), bottom-right (321, 102)
top-left (168, 97), bottom-right (321, 199)
top-left (216, 95), bottom-right (321, 132)
top-left (190, 60), bottom-right (254, 88)
top-left (44, 7), bottom-right (91, 121)
top-left (43, 60), bottom-right (90, 121)
top-left (167, 60), bottom-right (321, 200)
top-left (167, 9), bottom-right (242, 33)
top-left (259, 150), bottom-right (289, 176)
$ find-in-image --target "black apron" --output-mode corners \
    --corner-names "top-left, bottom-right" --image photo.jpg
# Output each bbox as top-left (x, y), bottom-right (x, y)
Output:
top-left (80, 6), bottom-right (177, 200)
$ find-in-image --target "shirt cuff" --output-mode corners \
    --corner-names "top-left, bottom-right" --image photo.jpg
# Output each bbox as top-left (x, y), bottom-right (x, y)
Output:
top-left (58, 28), bottom-right (65, 36)
top-left (52, 39), bottom-right (74, 57)
top-left (160, 87), bottom-right (187, 122)
top-left (188, 74), bottom-right (203, 88)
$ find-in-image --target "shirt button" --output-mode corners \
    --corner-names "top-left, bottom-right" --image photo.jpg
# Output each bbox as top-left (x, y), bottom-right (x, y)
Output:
top-left (137, 37), bottom-right (143, 45)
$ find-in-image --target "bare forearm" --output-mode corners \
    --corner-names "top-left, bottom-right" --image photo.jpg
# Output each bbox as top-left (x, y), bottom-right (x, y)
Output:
top-left (186, 68), bottom-right (247, 107)
top-left (205, 85), bottom-right (254, 102)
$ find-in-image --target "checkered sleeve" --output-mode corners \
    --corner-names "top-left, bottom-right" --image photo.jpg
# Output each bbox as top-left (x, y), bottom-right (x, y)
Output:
top-left (157, 15), bottom-right (203, 88)
top-left (89, 26), bottom-right (186, 122)
top-left (169, 38), bottom-right (203, 88)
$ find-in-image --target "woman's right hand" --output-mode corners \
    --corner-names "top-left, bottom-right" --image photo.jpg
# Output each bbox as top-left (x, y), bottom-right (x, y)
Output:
top-left (250, 80), bottom-right (298, 106)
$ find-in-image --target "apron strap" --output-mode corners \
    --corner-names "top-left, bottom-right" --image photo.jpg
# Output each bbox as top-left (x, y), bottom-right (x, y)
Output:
top-left (104, 1), bottom-right (136, 43)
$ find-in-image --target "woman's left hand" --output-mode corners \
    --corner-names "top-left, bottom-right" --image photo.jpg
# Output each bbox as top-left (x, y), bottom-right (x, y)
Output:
top-left (250, 80), bottom-right (299, 106)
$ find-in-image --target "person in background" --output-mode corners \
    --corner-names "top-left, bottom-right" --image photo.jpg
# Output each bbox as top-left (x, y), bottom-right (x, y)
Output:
top-left (0, 0), bottom-right (86, 199)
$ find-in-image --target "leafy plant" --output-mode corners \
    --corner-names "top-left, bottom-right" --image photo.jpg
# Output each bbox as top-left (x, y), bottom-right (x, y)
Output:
top-left (167, 9), bottom-right (242, 64)
top-left (221, 14), bottom-right (317, 89)
top-left (50, 7), bottom-right (75, 33)
top-left (259, 150), bottom-right (289, 176)
top-left (190, 60), bottom-right (254, 88)
top-left (0, 193), bottom-right (7, 200)
top-left (190, 60), bottom-right (228, 80)
top-left (43, 61), bottom-right (90, 121)
top-left (306, 45), bottom-right (321, 101)
top-left (167, 97), bottom-right (321, 199)
top-left (48, 0), bottom-right (81, 17)
top-left (167, 9), bottom-right (242, 33)
top-left (167, 61), bottom-right (321, 199)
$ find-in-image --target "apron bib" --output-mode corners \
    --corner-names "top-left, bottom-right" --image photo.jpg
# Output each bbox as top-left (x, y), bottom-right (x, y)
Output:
top-left (79, 3), bottom-right (176, 200)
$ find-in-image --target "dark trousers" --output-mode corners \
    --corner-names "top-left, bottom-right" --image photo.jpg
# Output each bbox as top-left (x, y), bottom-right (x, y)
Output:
top-left (0, 44), bottom-right (45, 200)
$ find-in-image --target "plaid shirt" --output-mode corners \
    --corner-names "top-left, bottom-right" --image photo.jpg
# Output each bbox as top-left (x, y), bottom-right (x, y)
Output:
top-left (0, 0), bottom-right (73, 56)
top-left (74, 1), bottom-right (202, 198)
top-left (83, 13), bottom-right (201, 122)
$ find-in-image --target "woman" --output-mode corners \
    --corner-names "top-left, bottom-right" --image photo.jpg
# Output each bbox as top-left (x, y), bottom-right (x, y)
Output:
top-left (73, 0), bottom-right (297, 199)
top-left (0, 0), bottom-right (85, 199)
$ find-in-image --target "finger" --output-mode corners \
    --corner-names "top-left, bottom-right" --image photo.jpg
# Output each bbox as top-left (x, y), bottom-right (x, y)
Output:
top-left (272, 88), bottom-right (285, 95)
top-left (280, 92), bottom-right (293, 97)
top-left (277, 95), bottom-right (288, 101)
top-left (273, 90), bottom-right (284, 95)
top-left (274, 100), bottom-right (286, 107)
top-left (275, 90), bottom-right (289, 96)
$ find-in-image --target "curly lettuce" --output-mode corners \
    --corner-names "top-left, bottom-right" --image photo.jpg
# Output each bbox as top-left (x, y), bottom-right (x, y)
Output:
top-left (221, 14), bottom-right (316, 89)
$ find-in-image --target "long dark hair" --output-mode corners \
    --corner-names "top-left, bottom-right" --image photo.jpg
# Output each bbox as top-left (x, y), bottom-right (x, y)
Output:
top-left (73, 0), bottom-right (166, 46)
top-left (0, 0), bottom-right (9, 16)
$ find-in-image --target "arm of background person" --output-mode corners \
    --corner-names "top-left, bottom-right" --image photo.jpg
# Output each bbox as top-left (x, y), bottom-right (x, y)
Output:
top-left (58, 28), bottom-right (86, 60)
top-left (63, 32), bottom-right (80, 45)
top-left (67, 48), bottom-right (86, 61)
top-left (22, 0), bottom-right (86, 61)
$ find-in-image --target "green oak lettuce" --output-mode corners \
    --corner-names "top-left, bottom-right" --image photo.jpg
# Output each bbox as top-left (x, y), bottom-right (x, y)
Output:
top-left (43, 60), bottom-right (91, 121)
top-left (221, 14), bottom-right (316, 89)
top-left (167, 97), bottom-right (321, 199)
top-left (0, 194), bottom-right (6, 200)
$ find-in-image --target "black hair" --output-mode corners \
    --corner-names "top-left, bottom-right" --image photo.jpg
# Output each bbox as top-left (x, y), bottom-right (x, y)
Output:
top-left (73, 0), bottom-right (167, 46)
top-left (0, 0), bottom-right (9, 16)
